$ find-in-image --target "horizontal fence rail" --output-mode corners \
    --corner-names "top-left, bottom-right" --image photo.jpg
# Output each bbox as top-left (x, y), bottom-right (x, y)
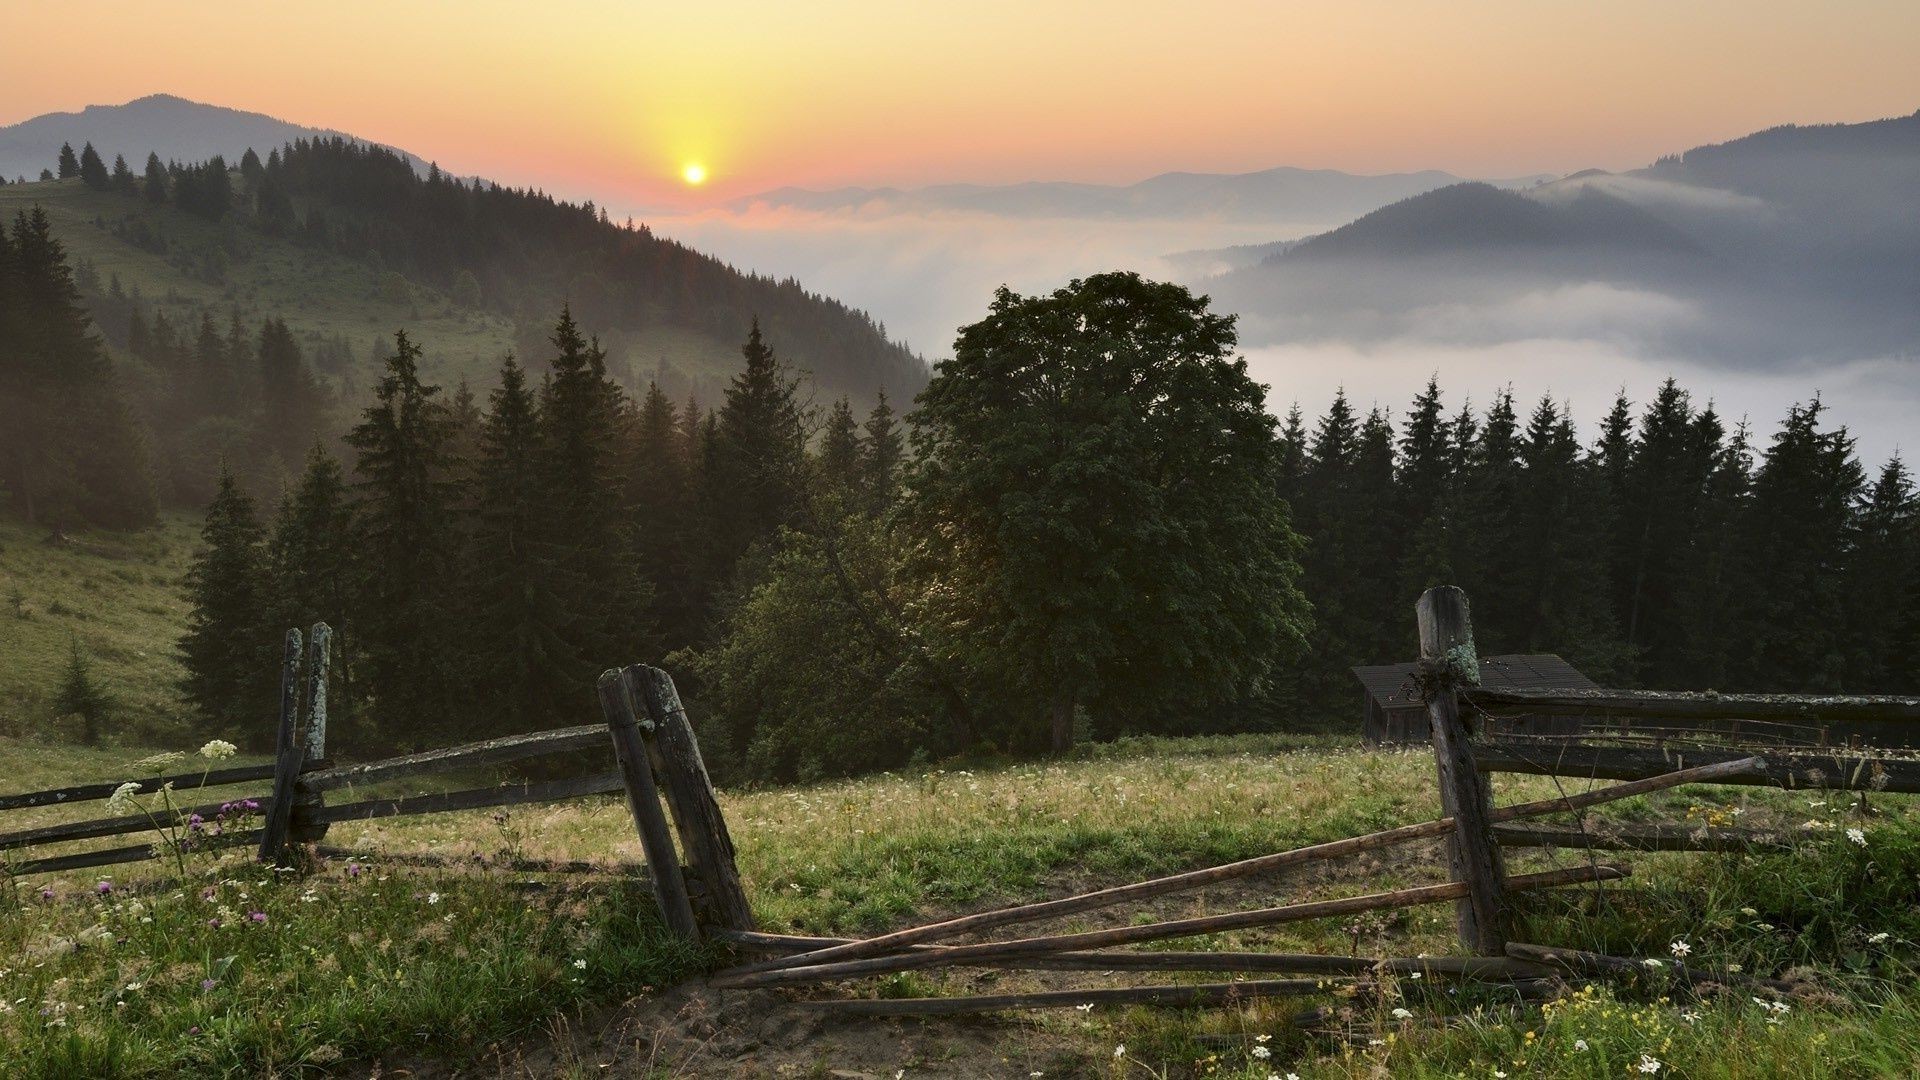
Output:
top-left (1465, 687), bottom-right (1920, 723)
top-left (0, 762), bottom-right (302, 814)
top-left (1476, 741), bottom-right (1920, 792)
top-left (301, 725), bottom-right (606, 792)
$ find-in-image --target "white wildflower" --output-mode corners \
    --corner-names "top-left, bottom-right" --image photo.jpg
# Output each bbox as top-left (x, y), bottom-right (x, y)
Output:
top-left (1113, 1045), bottom-right (1126, 1059)
top-left (1847, 827), bottom-right (1867, 846)
top-left (1670, 939), bottom-right (1692, 959)
top-left (1252, 1045), bottom-right (1271, 1059)
top-left (131, 751), bottom-right (187, 771)
top-left (105, 782), bottom-right (141, 815)
top-left (426, 892), bottom-right (442, 905)
top-left (1391, 1007), bottom-right (1413, 1020)
top-left (1574, 1038), bottom-right (1589, 1050)
top-left (1642, 957), bottom-right (1665, 969)
top-left (1638, 1054), bottom-right (1663, 1074)
top-left (573, 958), bottom-right (587, 970)
top-left (1681, 1010), bottom-right (1701, 1024)
top-left (1869, 932), bottom-right (1891, 944)
top-left (198, 739), bottom-right (239, 761)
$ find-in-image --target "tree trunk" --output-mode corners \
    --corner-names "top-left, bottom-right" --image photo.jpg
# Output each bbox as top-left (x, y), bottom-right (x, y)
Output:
top-left (1049, 692), bottom-right (1076, 755)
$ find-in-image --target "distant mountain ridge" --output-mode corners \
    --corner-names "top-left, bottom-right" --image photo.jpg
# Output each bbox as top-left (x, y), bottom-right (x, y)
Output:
top-left (735, 166), bottom-right (1554, 223)
top-left (0, 93), bottom-right (435, 182)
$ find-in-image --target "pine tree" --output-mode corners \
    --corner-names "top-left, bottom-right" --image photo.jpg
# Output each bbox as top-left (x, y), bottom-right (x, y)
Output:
top-left (267, 446), bottom-right (358, 721)
top-left (345, 331), bottom-right (467, 748)
top-left (57, 143), bottom-right (80, 180)
top-left (861, 389), bottom-right (904, 513)
top-left (52, 635), bottom-right (114, 745)
top-left (78, 143), bottom-right (108, 189)
top-left (708, 320), bottom-right (806, 577)
top-left (109, 154), bottom-right (135, 194)
top-left (180, 469), bottom-right (276, 745)
top-left (466, 356), bottom-right (575, 733)
top-left (814, 397), bottom-right (862, 498)
top-left (143, 153), bottom-right (167, 204)
top-left (533, 306), bottom-right (651, 676)
top-left (1843, 456), bottom-right (1916, 691)
top-left (1508, 397), bottom-right (1622, 675)
top-left (629, 381), bottom-right (696, 646)
top-left (1394, 376), bottom-right (1456, 597)
top-left (1456, 388), bottom-right (1524, 647)
top-left (257, 317), bottom-right (325, 468)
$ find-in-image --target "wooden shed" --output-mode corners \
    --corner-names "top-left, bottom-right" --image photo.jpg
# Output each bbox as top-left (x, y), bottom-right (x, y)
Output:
top-left (1353, 653), bottom-right (1599, 745)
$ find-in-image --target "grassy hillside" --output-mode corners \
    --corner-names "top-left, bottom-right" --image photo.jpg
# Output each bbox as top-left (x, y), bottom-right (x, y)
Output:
top-left (3, 734), bottom-right (1918, 1076)
top-left (0, 512), bottom-right (197, 743)
top-left (0, 177), bottom-right (755, 398)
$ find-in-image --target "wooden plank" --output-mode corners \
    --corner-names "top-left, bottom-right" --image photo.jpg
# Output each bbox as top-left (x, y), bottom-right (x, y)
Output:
top-left (1417, 586), bottom-right (1509, 956)
top-left (804, 978), bottom-right (1366, 1016)
top-left (11, 828), bottom-right (266, 877)
top-left (630, 666), bottom-right (755, 932)
top-left (1505, 942), bottom-right (1794, 994)
top-left (301, 725), bottom-right (607, 792)
top-left (1476, 741), bottom-right (1920, 793)
top-left (713, 864), bottom-right (1627, 988)
top-left (1467, 687), bottom-right (1920, 723)
top-left (0, 794), bottom-right (270, 852)
top-left (0, 763), bottom-right (280, 814)
top-left (257, 629), bottom-right (306, 865)
top-left (598, 668), bottom-right (700, 941)
top-left (316, 771), bottom-right (624, 823)
top-left (312, 844), bottom-right (647, 876)
top-left (732, 755), bottom-right (1757, 979)
top-left (1493, 821), bottom-right (1792, 853)
top-left (709, 930), bottom-right (1550, 979)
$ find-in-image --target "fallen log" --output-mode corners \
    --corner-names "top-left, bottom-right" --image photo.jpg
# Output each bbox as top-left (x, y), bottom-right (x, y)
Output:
top-left (730, 757), bottom-right (1752, 978)
top-left (715, 864), bottom-right (1628, 988)
top-left (802, 978), bottom-right (1369, 1016)
top-left (1505, 942), bottom-right (1794, 995)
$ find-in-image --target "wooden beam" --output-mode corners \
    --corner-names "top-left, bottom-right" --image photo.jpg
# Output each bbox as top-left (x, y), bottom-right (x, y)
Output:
top-left (301, 725), bottom-right (607, 792)
top-left (1493, 821), bottom-right (1791, 853)
top-left (598, 668), bottom-right (700, 941)
top-left (0, 763), bottom-right (280, 814)
top-left (257, 629), bottom-right (306, 865)
top-left (714, 864), bottom-right (1626, 988)
top-left (1466, 687), bottom-right (1920, 723)
top-left (731, 755), bottom-right (1756, 979)
top-left (631, 666), bottom-right (755, 932)
top-left (1476, 742), bottom-right (1920, 793)
top-left (0, 794), bottom-right (271, 852)
top-left (803, 978), bottom-right (1367, 1016)
top-left (1418, 586), bottom-right (1509, 956)
top-left (316, 771), bottom-right (624, 823)
top-left (1505, 942), bottom-right (1794, 994)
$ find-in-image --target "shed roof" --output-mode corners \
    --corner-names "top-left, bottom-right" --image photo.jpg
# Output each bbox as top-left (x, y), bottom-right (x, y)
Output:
top-left (1351, 654), bottom-right (1598, 709)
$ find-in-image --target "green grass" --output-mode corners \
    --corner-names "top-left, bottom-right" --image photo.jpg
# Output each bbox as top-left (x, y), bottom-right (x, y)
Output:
top-left (0, 176), bottom-right (749, 394)
top-left (4, 725), bottom-right (1920, 1075)
top-left (0, 512), bottom-right (199, 744)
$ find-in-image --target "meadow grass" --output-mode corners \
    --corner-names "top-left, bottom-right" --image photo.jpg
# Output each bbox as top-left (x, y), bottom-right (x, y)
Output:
top-left (3, 733), bottom-right (1917, 1076)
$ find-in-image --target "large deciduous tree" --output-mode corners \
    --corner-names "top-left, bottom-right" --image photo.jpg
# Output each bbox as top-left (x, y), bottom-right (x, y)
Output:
top-left (902, 272), bottom-right (1309, 753)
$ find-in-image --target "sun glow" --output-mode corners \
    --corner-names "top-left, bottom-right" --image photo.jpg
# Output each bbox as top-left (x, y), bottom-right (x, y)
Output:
top-left (681, 162), bottom-right (708, 185)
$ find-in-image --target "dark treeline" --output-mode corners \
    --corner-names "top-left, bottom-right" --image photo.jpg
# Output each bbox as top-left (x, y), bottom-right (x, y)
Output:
top-left (1275, 377), bottom-right (1920, 714)
top-left (178, 304), bottom-right (910, 757)
top-left (0, 208), bottom-right (156, 530)
top-left (102, 136), bottom-right (925, 400)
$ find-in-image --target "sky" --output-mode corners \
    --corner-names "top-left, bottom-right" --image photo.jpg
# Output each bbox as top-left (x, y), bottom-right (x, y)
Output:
top-left (3, 1), bottom-right (1919, 207)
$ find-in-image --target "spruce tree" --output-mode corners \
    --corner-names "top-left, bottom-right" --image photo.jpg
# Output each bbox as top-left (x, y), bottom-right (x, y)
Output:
top-left (52, 635), bottom-right (114, 745)
top-left (861, 389), bottom-right (904, 513)
top-left (78, 143), bottom-right (108, 189)
top-left (708, 320), bottom-right (806, 576)
top-left (180, 469), bottom-right (275, 745)
top-left (57, 143), bottom-right (80, 180)
top-left (110, 154), bottom-right (136, 194)
top-left (267, 446), bottom-right (358, 722)
top-left (345, 331), bottom-right (467, 748)
top-left (814, 397), bottom-right (863, 498)
top-left (467, 356), bottom-right (574, 733)
top-left (257, 317), bottom-right (325, 468)
top-left (143, 153), bottom-right (167, 204)
top-left (630, 381), bottom-right (696, 646)
top-left (1843, 456), bottom-right (1915, 691)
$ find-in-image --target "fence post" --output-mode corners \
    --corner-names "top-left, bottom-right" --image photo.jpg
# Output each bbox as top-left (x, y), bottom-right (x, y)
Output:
top-left (630, 665), bottom-right (756, 932)
top-left (597, 668), bottom-right (701, 941)
top-left (257, 628), bottom-right (305, 865)
top-left (1416, 586), bottom-right (1509, 955)
top-left (290, 623), bottom-right (332, 846)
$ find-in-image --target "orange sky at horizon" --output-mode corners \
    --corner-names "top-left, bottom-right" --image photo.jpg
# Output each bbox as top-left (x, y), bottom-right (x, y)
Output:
top-left (3, 1), bottom-right (1917, 210)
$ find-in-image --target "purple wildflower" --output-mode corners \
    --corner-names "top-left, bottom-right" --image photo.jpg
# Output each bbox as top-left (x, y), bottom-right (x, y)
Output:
top-left (208, 918), bottom-right (221, 929)
top-left (39, 887), bottom-right (54, 901)
top-left (249, 911), bottom-right (267, 924)
top-left (200, 979), bottom-right (216, 992)
top-left (96, 881), bottom-right (113, 895)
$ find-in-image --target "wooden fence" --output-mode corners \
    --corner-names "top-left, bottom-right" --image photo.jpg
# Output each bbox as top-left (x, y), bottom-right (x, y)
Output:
top-left (0, 625), bottom-right (756, 940)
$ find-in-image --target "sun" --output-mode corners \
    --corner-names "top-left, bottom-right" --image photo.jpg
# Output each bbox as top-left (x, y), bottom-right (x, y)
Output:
top-left (681, 162), bottom-right (708, 186)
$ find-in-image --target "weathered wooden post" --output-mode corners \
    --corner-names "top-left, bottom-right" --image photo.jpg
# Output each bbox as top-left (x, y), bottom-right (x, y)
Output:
top-left (630, 665), bottom-right (756, 932)
top-left (597, 667), bottom-right (701, 941)
top-left (258, 628), bottom-right (305, 865)
top-left (289, 623), bottom-right (332, 847)
top-left (1416, 586), bottom-right (1509, 954)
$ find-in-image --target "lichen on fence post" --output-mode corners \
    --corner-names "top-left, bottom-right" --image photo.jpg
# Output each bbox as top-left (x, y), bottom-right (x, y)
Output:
top-left (597, 666), bottom-right (701, 941)
top-left (257, 628), bottom-right (305, 866)
top-left (290, 623), bottom-right (332, 847)
top-left (1416, 586), bottom-right (1510, 955)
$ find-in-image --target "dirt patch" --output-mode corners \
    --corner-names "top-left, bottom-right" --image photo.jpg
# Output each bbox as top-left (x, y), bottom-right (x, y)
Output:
top-left (370, 982), bottom-right (1082, 1078)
